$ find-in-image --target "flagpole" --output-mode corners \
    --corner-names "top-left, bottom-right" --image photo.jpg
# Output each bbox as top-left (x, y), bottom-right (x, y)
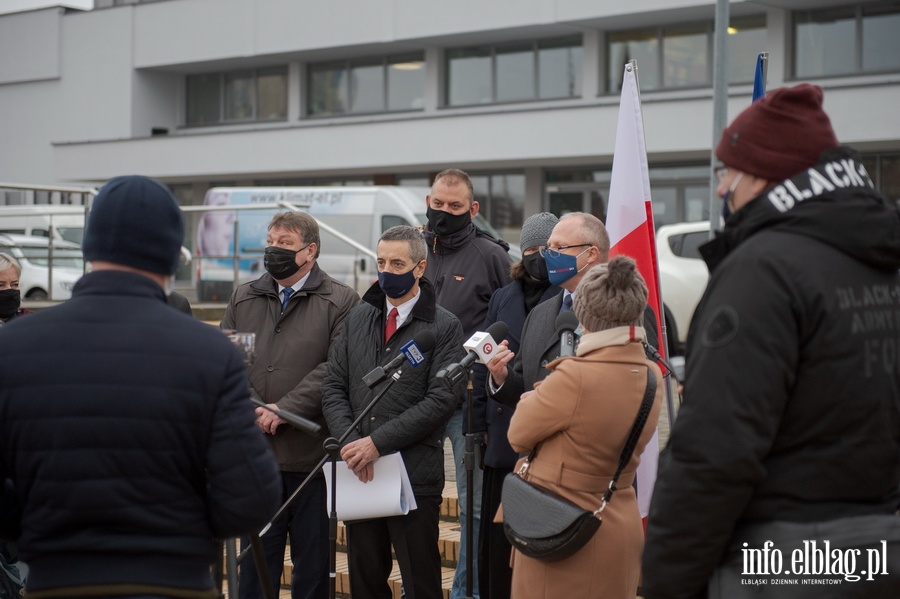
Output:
top-left (709, 0), bottom-right (730, 235)
top-left (624, 59), bottom-right (677, 431)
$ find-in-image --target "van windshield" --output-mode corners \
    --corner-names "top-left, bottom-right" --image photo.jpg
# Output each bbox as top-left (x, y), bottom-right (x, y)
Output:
top-left (58, 227), bottom-right (84, 245)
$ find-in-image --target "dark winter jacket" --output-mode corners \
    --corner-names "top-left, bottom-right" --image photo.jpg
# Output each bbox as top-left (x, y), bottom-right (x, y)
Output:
top-left (472, 278), bottom-right (559, 467)
top-left (221, 264), bottom-right (359, 472)
top-left (423, 223), bottom-right (511, 339)
top-left (423, 222), bottom-right (511, 415)
top-left (643, 147), bottom-right (900, 599)
top-left (0, 270), bottom-right (281, 593)
top-left (321, 279), bottom-right (464, 497)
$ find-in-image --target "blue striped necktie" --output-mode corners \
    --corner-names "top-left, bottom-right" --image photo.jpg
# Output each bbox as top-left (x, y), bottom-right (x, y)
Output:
top-left (281, 288), bottom-right (294, 312)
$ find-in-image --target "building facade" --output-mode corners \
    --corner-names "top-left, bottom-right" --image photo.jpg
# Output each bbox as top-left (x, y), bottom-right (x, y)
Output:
top-left (1, 0), bottom-right (898, 247)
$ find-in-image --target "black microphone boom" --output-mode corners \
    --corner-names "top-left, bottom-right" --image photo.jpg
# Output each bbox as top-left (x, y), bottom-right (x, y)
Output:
top-left (362, 329), bottom-right (437, 387)
top-left (250, 396), bottom-right (321, 435)
top-left (555, 311), bottom-right (579, 359)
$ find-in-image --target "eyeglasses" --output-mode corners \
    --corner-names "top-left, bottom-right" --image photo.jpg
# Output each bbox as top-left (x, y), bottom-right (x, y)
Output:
top-left (539, 243), bottom-right (592, 259)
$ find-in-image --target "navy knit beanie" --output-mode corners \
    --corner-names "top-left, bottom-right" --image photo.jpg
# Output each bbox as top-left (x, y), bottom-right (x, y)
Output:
top-left (83, 175), bottom-right (184, 275)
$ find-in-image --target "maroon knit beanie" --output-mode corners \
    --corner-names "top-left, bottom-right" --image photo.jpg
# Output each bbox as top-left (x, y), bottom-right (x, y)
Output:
top-left (716, 83), bottom-right (839, 182)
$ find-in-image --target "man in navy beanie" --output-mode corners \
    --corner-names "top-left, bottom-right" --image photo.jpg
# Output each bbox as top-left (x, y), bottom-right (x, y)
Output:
top-left (643, 85), bottom-right (900, 598)
top-left (0, 175), bottom-right (281, 598)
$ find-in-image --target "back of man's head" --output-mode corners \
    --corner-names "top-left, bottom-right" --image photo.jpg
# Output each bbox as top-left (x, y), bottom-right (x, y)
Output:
top-left (83, 175), bottom-right (184, 275)
top-left (559, 212), bottom-right (610, 262)
top-left (716, 83), bottom-right (839, 182)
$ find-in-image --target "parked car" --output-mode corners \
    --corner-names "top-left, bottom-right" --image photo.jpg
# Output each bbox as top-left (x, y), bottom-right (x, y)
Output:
top-left (656, 221), bottom-right (711, 355)
top-left (0, 233), bottom-right (84, 300)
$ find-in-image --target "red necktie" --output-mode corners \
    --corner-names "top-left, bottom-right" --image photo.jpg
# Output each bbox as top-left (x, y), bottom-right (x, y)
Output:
top-left (385, 307), bottom-right (399, 344)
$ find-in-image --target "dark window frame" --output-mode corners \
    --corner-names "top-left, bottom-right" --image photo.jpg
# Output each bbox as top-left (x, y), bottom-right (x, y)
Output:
top-left (185, 66), bottom-right (289, 127)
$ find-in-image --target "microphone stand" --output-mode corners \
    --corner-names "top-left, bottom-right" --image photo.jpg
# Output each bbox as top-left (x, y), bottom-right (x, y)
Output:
top-left (238, 368), bottom-right (405, 599)
top-left (463, 367), bottom-right (477, 599)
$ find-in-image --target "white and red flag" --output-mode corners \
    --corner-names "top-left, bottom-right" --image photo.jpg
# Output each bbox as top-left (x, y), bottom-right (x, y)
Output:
top-left (605, 62), bottom-right (665, 520)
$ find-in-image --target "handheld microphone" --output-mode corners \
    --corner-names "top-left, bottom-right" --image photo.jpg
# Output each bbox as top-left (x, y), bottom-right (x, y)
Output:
top-left (436, 321), bottom-right (509, 389)
top-left (250, 395), bottom-right (322, 435)
top-left (555, 311), bottom-right (579, 359)
top-left (363, 329), bottom-right (437, 388)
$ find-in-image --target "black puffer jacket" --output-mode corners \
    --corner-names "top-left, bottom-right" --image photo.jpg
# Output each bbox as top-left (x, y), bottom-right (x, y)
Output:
top-left (0, 271), bottom-right (281, 593)
top-left (643, 147), bottom-right (900, 598)
top-left (321, 279), bottom-right (464, 497)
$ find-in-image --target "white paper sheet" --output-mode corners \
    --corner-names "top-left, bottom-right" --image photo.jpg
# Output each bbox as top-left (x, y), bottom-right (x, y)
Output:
top-left (323, 452), bottom-right (418, 521)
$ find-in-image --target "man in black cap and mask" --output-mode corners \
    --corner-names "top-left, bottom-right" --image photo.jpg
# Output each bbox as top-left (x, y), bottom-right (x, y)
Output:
top-left (221, 210), bottom-right (359, 599)
top-left (0, 175), bottom-right (281, 597)
top-left (422, 168), bottom-right (511, 599)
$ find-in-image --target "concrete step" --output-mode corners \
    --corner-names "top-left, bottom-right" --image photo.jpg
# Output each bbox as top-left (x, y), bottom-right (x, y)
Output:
top-left (278, 484), bottom-right (462, 599)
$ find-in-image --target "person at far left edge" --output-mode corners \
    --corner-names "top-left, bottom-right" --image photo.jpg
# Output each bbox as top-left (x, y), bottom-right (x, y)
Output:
top-left (221, 210), bottom-right (360, 599)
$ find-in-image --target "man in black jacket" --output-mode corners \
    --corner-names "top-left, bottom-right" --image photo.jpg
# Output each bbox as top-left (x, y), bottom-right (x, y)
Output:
top-left (0, 175), bottom-right (281, 598)
top-left (643, 85), bottom-right (900, 598)
top-left (322, 225), bottom-right (463, 599)
top-left (423, 169), bottom-right (511, 599)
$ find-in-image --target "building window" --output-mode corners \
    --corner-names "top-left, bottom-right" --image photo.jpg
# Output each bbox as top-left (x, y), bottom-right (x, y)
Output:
top-left (794, 2), bottom-right (900, 78)
top-left (307, 54), bottom-right (425, 117)
top-left (186, 67), bottom-right (287, 126)
top-left (469, 173), bottom-right (526, 243)
top-left (607, 17), bottom-right (766, 92)
top-left (446, 37), bottom-right (582, 107)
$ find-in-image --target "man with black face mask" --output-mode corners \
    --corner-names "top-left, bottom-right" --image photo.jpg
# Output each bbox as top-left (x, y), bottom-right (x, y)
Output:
top-left (422, 168), bottom-right (512, 599)
top-left (221, 211), bottom-right (359, 599)
top-left (0, 253), bottom-right (32, 326)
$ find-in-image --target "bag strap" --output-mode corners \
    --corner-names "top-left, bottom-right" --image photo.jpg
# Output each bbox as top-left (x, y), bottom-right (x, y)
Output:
top-left (596, 365), bottom-right (656, 516)
top-left (518, 365), bottom-right (657, 516)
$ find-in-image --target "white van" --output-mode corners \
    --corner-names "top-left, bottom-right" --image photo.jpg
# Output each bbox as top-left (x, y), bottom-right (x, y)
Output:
top-left (0, 205), bottom-right (86, 245)
top-left (194, 186), bottom-right (512, 301)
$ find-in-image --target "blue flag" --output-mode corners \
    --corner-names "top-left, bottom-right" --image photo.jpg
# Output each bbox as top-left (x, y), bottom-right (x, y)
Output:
top-left (752, 53), bottom-right (767, 102)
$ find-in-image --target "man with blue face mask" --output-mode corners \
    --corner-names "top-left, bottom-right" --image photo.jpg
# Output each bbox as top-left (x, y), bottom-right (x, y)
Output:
top-left (486, 212), bottom-right (607, 407)
top-left (221, 211), bottom-right (359, 599)
top-left (322, 225), bottom-right (464, 599)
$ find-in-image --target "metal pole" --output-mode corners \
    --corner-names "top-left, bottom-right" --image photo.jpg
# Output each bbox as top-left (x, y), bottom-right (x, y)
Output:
top-left (709, 0), bottom-right (731, 237)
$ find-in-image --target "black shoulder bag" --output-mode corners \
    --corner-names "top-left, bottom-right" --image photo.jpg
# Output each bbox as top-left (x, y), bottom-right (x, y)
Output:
top-left (501, 366), bottom-right (657, 562)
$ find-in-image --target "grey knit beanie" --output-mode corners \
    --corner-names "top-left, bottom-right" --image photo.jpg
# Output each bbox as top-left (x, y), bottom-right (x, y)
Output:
top-left (519, 212), bottom-right (559, 251)
top-left (574, 255), bottom-right (648, 333)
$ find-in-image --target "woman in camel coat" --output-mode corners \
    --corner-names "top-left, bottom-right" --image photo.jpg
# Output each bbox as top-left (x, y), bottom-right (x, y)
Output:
top-left (506, 256), bottom-right (663, 599)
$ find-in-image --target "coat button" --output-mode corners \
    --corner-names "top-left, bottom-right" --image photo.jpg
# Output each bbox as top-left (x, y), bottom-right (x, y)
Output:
top-left (540, 360), bottom-right (548, 368)
top-left (370, 416), bottom-right (376, 422)
top-left (266, 365), bottom-right (274, 372)
top-left (275, 326), bottom-right (282, 333)
top-left (495, 407), bottom-right (503, 414)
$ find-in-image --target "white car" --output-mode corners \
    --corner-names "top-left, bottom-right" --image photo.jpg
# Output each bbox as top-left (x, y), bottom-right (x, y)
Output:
top-left (656, 221), bottom-right (711, 355)
top-left (0, 233), bottom-right (84, 300)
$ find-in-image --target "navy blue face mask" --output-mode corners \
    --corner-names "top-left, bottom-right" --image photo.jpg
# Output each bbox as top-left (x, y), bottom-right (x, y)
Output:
top-left (378, 267), bottom-right (418, 299)
top-left (544, 246), bottom-right (590, 287)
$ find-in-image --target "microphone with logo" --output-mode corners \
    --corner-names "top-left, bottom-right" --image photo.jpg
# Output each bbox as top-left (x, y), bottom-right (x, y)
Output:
top-left (436, 321), bottom-right (510, 390)
top-left (363, 330), bottom-right (437, 388)
top-left (555, 311), bottom-right (579, 359)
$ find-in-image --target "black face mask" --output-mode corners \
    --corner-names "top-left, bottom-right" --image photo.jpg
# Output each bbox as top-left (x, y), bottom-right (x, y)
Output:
top-left (0, 289), bottom-right (21, 320)
top-left (522, 252), bottom-right (549, 282)
top-left (426, 206), bottom-right (471, 237)
top-left (378, 267), bottom-right (418, 299)
top-left (264, 246), bottom-right (302, 280)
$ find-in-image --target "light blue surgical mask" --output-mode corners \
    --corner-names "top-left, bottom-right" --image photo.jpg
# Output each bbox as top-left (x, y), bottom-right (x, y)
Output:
top-left (543, 246), bottom-right (591, 287)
